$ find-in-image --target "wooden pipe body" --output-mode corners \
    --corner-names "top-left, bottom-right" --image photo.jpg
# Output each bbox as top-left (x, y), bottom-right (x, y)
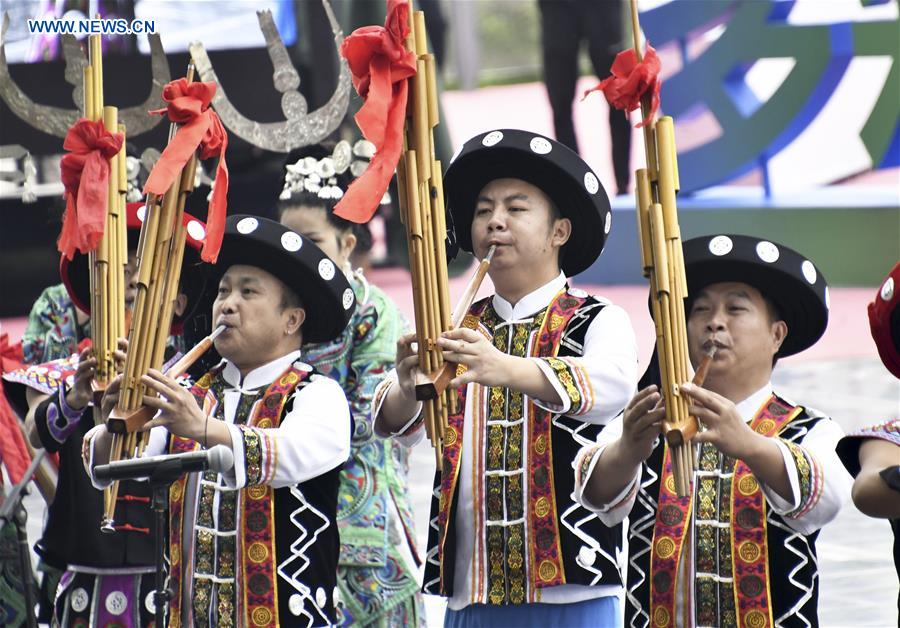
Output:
top-left (414, 246), bottom-right (495, 401)
top-left (662, 347), bottom-right (716, 446)
top-left (107, 326), bottom-right (225, 433)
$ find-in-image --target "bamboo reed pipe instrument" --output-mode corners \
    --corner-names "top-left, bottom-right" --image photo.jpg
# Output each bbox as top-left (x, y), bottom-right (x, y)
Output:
top-left (626, 0), bottom-right (707, 498)
top-left (394, 7), bottom-right (485, 471)
top-left (414, 244), bottom-right (495, 401)
top-left (79, 33), bottom-right (130, 529)
top-left (100, 64), bottom-right (203, 532)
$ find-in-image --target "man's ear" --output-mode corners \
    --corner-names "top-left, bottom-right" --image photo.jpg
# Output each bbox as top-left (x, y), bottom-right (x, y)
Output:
top-left (285, 307), bottom-right (306, 336)
top-left (772, 319), bottom-right (788, 354)
top-left (552, 217), bottom-right (572, 248)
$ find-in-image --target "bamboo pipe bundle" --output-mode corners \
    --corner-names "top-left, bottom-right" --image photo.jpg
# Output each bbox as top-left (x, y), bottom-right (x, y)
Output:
top-left (394, 8), bottom-right (459, 470)
top-left (627, 0), bottom-right (703, 497)
top-left (80, 34), bottom-right (130, 523)
top-left (100, 64), bottom-right (201, 532)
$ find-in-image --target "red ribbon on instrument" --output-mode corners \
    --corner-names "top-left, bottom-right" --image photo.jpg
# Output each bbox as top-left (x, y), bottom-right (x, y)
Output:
top-left (0, 334), bottom-right (30, 484)
top-left (335, 0), bottom-right (416, 223)
top-left (58, 119), bottom-right (124, 260)
top-left (143, 78), bottom-right (229, 263)
top-left (584, 44), bottom-right (662, 128)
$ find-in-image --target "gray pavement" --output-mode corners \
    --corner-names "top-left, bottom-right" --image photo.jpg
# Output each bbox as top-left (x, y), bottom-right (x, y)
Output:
top-left (11, 357), bottom-right (900, 626)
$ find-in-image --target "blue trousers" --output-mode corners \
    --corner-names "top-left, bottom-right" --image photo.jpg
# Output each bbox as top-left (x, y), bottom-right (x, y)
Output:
top-left (444, 596), bottom-right (620, 628)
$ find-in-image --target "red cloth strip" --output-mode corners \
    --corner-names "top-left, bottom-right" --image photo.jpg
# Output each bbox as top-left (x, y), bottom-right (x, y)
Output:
top-left (584, 44), bottom-right (662, 129)
top-left (0, 334), bottom-right (30, 485)
top-left (143, 78), bottom-right (229, 263)
top-left (58, 119), bottom-right (124, 260)
top-left (335, 0), bottom-right (416, 223)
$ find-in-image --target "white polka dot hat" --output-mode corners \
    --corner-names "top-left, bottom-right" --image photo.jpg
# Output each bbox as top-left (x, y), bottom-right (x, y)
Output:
top-left (205, 215), bottom-right (356, 343)
top-left (443, 129), bottom-right (612, 277)
top-left (682, 234), bottom-right (829, 357)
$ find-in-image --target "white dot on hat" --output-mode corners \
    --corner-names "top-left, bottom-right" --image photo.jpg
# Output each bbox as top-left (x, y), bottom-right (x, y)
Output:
top-left (187, 220), bottom-right (206, 241)
top-left (318, 258), bottom-right (335, 280)
top-left (482, 131), bottom-right (504, 147)
top-left (604, 211), bottom-right (612, 234)
top-left (584, 172), bottom-right (599, 195)
top-left (801, 260), bottom-right (817, 284)
top-left (825, 286), bottom-right (831, 310)
top-left (756, 241), bottom-right (779, 263)
top-left (136, 205), bottom-right (147, 222)
top-left (708, 235), bottom-right (733, 256)
top-left (281, 231), bottom-right (303, 252)
top-left (529, 136), bottom-right (552, 154)
top-left (342, 287), bottom-right (354, 310)
top-left (882, 276), bottom-right (895, 302)
top-left (236, 217), bottom-right (258, 234)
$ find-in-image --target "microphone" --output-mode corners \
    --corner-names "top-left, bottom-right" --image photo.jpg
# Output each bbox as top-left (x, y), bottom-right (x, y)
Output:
top-left (94, 445), bottom-right (235, 482)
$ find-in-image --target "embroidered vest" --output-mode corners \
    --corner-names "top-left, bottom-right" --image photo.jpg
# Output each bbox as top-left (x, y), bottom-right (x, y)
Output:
top-left (435, 289), bottom-right (589, 596)
top-left (167, 364), bottom-right (310, 628)
top-left (649, 394), bottom-right (802, 628)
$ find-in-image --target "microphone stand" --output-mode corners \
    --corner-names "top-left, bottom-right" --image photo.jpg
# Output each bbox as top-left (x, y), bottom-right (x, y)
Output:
top-left (0, 451), bottom-right (45, 628)
top-left (147, 458), bottom-right (188, 628)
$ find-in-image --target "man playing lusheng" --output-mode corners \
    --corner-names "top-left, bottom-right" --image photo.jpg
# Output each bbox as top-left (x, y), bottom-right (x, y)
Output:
top-left (86, 215), bottom-right (358, 627)
top-left (576, 234), bottom-right (851, 627)
top-left (373, 129), bottom-right (639, 626)
top-left (2, 203), bottom-right (206, 627)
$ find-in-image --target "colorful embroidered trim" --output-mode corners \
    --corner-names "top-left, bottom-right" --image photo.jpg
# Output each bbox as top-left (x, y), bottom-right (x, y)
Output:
top-left (846, 419), bottom-right (900, 447)
top-left (729, 396), bottom-right (801, 628)
top-left (46, 382), bottom-right (84, 444)
top-left (436, 302), bottom-right (486, 595)
top-left (526, 290), bottom-right (587, 591)
top-left (782, 440), bottom-right (824, 520)
top-left (240, 365), bottom-right (307, 628)
top-left (648, 443), bottom-right (694, 628)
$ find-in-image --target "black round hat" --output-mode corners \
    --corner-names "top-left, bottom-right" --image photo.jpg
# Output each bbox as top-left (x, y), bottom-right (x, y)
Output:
top-left (682, 234), bottom-right (829, 357)
top-left (443, 129), bottom-right (612, 277)
top-left (206, 215), bottom-right (356, 344)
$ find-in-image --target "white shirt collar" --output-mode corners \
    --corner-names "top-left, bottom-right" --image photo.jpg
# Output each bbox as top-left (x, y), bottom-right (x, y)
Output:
top-left (222, 349), bottom-right (302, 391)
top-left (734, 381), bottom-right (775, 423)
top-left (491, 271), bottom-right (567, 321)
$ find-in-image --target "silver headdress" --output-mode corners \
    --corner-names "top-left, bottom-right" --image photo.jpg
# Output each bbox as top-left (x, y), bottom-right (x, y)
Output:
top-left (280, 139), bottom-right (390, 207)
top-left (0, 12), bottom-right (170, 138)
top-left (189, 1), bottom-right (351, 153)
top-left (0, 144), bottom-right (37, 203)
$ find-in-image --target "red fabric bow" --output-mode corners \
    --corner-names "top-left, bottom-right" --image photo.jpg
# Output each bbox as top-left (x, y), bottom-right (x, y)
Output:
top-left (335, 0), bottom-right (416, 223)
top-left (58, 119), bottom-right (124, 260)
top-left (584, 44), bottom-right (662, 128)
top-left (143, 78), bottom-right (229, 263)
top-left (0, 333), bottom-right (30, 485)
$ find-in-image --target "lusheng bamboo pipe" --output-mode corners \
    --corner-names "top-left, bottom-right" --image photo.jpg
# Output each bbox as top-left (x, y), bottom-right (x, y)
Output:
top-left (79, 34), bottom-right (129, 527)
top-left (395, 7), bottom-right (453, 468)
top-left (664, 346), bottom-right (716, 447)
top-left (626, 0), bottom-right (696, 496)
top-left (102, 64), bottom-right (203, 531)
top-left (416, 245), bottom-right (495, 402)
